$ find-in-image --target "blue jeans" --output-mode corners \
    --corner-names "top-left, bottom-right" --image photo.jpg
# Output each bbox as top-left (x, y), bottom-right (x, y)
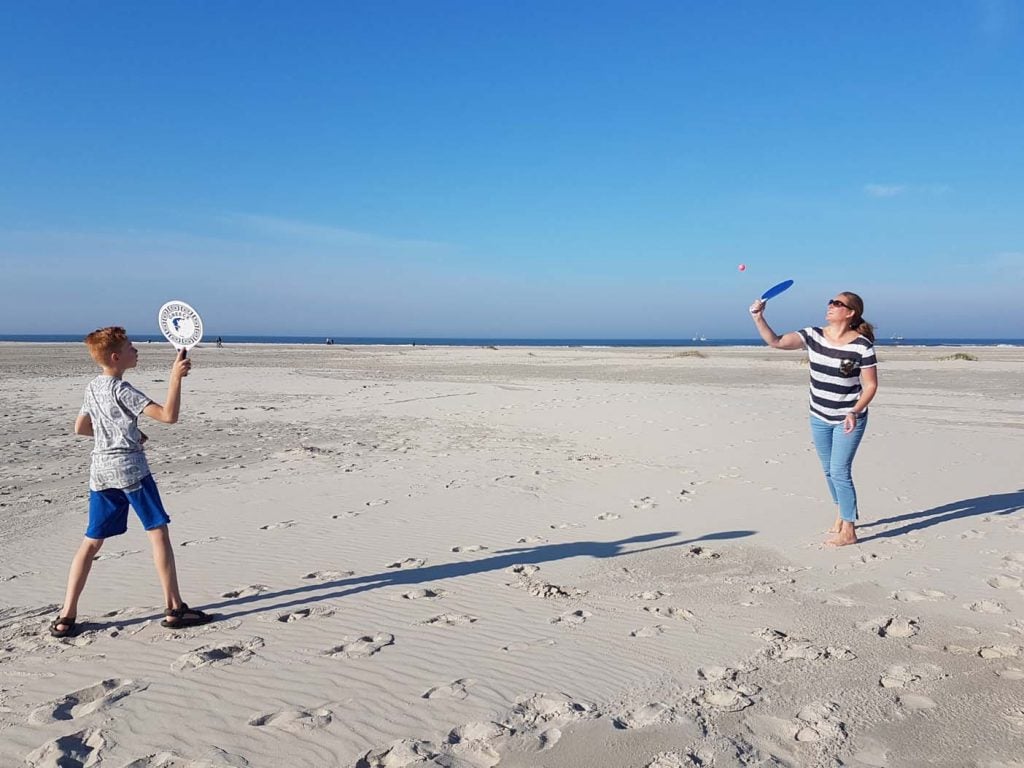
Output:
top-left (809, 413), bottom-right (868, 523)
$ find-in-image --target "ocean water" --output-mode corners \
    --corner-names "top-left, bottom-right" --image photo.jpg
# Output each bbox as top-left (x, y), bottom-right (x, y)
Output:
top-left (1, 334), bottom-right (1021, 348)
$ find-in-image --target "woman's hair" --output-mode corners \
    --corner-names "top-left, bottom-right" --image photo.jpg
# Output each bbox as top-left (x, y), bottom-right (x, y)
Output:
top-left (84, 326), bottom-right (129, 364)
top-left (839, 292), bottom-right (874, 342)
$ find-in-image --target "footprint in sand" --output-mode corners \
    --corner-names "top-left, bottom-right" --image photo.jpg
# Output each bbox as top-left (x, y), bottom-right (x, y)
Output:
top-left (180, 536), bottom-right (225, 547)
top-left (302, 570), bottom-right (354, 581)
top-left (398, 588), bottom-right (447, 600)
top-left (879, 663), bottom-right (946, 689)
top-left (332, 511), bottom-right (360, 519)
top-left (898, 693), bottom-right (937, 711)
top-left (550, 609), bottom-right (592, 628)
top-left (500, 638), bottom-right (557, 653)
top-left (322, 633), bottom-right (394, 659)
top-left (613, 702), bottom-right (688, 729)
top-left (121, 747), bottom-right (248, 767)
top-left (420, 613), bottom-right (478, 627)
top-left (549, 522), bottom-right (584, 530)
top-left (630, 496), bottom-right (657, 510)
top-left (684, 546), bottom-right (719, 559)
top-left (642, 606), bottom-right (695, 621)
top-left (523, 581), bottom-right (587, 599)
top-left (265, 607), bottom-right (334, 623)
top-left (823, 594), bottom-right (859, 607)
top-left (28, 679), bottom-right (149, 725)
top-left (506, 564), bottom-right (540, 577)
top-left (172, 637), bottom-right (264, 670)
top-left (596, 513), bottom-right (621, 521)
top-left (965, 599), bottom-right (1008, 614)
top-left (995, 667), bottom-right (1024, 680)
top-left (978, 645), bottom-right (1023, 659)
top-left (1002, 553), bottom-right (1024, 572)
top-left (422, 678), bottom-right (476, 700)
top-left (960, 529), bottom-right (986, 539)
top-left (386, 557), bottom-right (426, 569)
top-left (697, 666), bottom-right (740, 682)
top-left (631, 590), bottom-right (671, 601)
top-left (26, 727), bottom-right (108, 768)
top-left (221, 584), bottom-right (270, 598)
top-left (259, 520), bottom-right (295, 531)
top-left (516, 536), bottom-right (547, 545)
top-left (987, 574), bottom-right (1023, 589)
top-left (791, 701), bottom-right (847, 742)
top-left (365, 499), bottom-right (389, 507)
top-left (858, 616), bottom-right (919, 638)
top-left (451, 544), bottom-right (488, 553)
top-left (694, 685), bottom-right (757, 712)
top-left (646, 753), bottom-right (703, 768)
top-left (93, 549), bottom-right (141, 562)
top-left (248, 707), bottom-right (332, 731)
top-left (759, 628), bottom-right (856, 662)
top-left (891, 589), bottom-right (948, 602)
top-left (630, 625), bottom-right (665, 638)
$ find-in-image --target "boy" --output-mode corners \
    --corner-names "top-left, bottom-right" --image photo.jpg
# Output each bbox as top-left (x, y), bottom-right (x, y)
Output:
top-left (51, 327), bottom-right (212, 637)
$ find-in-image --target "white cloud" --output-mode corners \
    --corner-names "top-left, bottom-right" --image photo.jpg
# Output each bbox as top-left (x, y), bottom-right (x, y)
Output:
top-left (864, 184), bottom-right (907, 198)
top-left (863, 183), bottom-right (951, 199)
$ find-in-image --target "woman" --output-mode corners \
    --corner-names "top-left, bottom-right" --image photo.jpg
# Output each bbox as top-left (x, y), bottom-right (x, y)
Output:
top-left (749, 291), bottom-right (878, 546)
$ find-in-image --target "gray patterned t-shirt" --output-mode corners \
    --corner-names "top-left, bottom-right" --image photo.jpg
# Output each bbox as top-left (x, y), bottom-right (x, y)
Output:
top-left (80, 375), bottom-right (153, 491)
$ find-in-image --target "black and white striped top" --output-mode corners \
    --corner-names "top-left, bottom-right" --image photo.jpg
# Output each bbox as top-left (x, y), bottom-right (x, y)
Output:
top-left (797, 327), bottom-right (877, 424)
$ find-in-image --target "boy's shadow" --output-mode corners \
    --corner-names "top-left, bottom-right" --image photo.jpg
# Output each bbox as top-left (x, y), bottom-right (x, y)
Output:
top-left (196, 529), bottom-right (756, 623)
top-left (857, 489), bottom-right (1024, 543)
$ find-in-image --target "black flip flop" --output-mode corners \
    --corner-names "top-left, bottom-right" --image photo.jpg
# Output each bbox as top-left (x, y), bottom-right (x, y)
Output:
top-left (50, 616), bottom-right (77, 638)
top-left (161, 603), bottom-right (213, 629)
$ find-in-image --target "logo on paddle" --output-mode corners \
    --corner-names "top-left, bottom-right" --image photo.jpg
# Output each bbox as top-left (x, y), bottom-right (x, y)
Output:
top-left (158, 301), bottom-right (203, 349)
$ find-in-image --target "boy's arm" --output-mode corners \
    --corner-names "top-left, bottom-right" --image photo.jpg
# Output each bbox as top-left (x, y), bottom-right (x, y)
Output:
top-left (74, 412), bottom-right (94, 436)
top-left (143, 350), bottom-right (191, 425)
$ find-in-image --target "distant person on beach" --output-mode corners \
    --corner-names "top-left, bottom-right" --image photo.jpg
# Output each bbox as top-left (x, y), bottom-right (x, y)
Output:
top-left (749, 292), bottom-right (878, 546)
top-left (50, 327), bottom-right (212, 637)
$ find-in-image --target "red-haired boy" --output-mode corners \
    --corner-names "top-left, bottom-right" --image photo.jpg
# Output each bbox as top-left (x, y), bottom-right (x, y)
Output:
top-left (51, 327), bottom-right (211, 637)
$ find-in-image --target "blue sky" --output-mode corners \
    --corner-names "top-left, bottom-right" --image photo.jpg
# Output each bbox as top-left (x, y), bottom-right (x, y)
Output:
top-left (2, 1), bottom-right (1021, 338)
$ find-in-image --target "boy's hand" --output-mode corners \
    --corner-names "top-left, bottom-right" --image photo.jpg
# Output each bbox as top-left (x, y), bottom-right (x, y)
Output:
top-left (171, 349), bottom-right (192, 379)
top-left (140, 430), bottom-right (149, 445)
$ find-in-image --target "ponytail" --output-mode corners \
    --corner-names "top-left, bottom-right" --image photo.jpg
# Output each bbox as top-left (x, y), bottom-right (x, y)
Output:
top-left (853, 319), bottom-right (875, 343)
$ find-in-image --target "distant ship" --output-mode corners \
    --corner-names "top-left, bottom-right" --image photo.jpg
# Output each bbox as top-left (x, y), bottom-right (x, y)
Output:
top-left (890, 334), bottom-right (904, 342)
top-left (691, 333), bottom-right (707, 342)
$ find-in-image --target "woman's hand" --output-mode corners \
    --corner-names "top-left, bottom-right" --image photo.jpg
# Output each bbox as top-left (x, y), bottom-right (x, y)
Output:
top-left (843, 412), bottom-right (858, 434)
top-left (749, 299), bottom-right (765, 318)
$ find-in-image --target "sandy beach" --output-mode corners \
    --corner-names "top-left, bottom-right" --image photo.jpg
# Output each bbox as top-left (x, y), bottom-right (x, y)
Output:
top-left (1, 342), bottom-right (1023, 768)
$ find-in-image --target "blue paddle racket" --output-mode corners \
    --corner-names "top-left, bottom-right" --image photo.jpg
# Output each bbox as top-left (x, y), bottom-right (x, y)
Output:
top-left (760, 279), bottom-right (794, 301)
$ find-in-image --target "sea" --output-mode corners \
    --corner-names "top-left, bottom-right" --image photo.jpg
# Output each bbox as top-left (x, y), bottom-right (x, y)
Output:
top-left (1, 335), bottom-right (1021, 348)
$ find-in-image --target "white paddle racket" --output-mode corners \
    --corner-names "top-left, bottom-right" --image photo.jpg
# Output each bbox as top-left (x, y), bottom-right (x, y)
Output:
top-left (158, 300), bottom-right (204, 357)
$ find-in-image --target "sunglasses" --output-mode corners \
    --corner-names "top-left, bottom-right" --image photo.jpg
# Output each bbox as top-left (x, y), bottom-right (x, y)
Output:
top-left (827, 299), bottom-right (853, 310)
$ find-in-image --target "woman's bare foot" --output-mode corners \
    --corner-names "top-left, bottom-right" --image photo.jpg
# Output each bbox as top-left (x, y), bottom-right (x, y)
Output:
top-left (825, 521), bottom-right (858, 547)
top-left (827, 515), bottom-right (843, 535)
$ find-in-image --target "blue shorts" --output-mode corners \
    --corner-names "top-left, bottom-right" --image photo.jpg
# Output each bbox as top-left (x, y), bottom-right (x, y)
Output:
top-left (86, 474), bottom-right (171, 539)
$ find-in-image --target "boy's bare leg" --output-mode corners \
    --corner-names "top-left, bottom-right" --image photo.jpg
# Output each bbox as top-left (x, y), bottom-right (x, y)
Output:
top-left (147, 525), bottom-right (184, 612)
top-left (57, 537), bottom-right (105, 630)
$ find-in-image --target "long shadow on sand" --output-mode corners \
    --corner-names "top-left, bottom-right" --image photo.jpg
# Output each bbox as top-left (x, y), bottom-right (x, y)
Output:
top-left (195, 529), bottom-right (757, 623)
top-left (856, 489), bottom-right (1024, 543)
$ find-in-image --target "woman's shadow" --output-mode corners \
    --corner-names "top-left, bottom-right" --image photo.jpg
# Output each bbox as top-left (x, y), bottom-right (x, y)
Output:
top-left (205, 528), bottom-right (757, 622)
top-left (857, 489), bottom-right (1024, 543)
